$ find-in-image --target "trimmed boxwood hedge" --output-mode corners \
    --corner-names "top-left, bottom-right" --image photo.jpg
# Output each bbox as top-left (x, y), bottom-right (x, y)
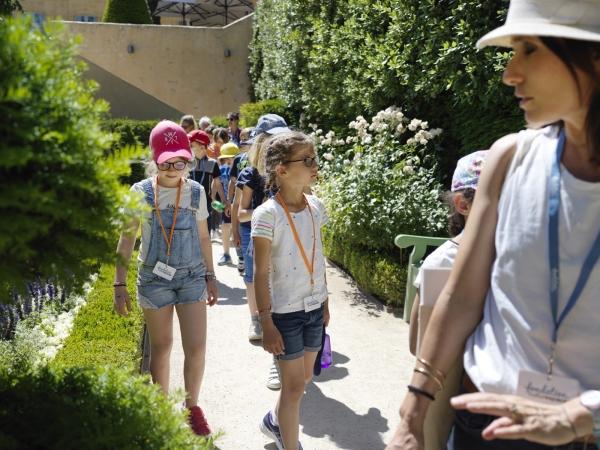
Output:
top-left (0, 366), bottom-right (215, 449)
top-left (323, 228), bottom-right (406, 308)
top-left (49, 257), bottom-right (143, 372)
top-left (102, 0), bottom-right (152, 24)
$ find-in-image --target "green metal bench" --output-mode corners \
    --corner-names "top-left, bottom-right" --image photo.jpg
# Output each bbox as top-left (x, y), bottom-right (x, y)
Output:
top-left (394, 234), bottom-right (448, 322)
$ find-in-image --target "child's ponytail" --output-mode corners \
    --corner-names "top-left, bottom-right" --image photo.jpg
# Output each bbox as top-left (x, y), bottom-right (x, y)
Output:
top-left (444, 188), bottom-right (475, 237)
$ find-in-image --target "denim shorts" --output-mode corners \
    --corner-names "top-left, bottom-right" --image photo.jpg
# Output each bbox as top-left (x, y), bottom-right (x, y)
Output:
top-left (272, 305), bottom-right (324, 361)
top-left (137, 265), bottom-right (207, 310)
top-left (240, 224), bottom-right (253, 283)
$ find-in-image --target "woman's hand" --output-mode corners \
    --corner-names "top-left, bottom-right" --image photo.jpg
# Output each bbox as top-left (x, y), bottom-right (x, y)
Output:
top-left (323, 301), bottom-right (330, 327)
top-left (451, 393), bottom-right (591, 445)
top-left (261, 318), bottom-right (285, 356)
top-left (206, 279), bottom-right (218, 306)
top-left (113, 285), bottom-right (132, 316)
top-left (385, 393), bottom-right (429, 450)
top-left (385, 419), bottom-right (424, 450)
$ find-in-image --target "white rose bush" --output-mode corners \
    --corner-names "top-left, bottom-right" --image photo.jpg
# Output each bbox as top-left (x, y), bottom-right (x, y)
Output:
top-left (311, 106), bottom-right (447, 252)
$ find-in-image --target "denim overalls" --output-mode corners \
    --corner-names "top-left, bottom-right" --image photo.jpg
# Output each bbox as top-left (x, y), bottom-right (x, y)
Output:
top-left (136, 178), bottom-right (207, 309)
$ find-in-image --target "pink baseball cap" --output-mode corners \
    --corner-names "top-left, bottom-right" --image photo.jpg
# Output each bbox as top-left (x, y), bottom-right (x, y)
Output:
top-left (149, 120), bottom-right (193, 164)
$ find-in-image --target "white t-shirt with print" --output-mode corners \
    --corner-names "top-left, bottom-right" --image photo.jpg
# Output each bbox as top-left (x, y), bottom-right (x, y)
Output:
top-left (130, 178), bottom-right (209, 263)
top-left (251, 195), bottom-right (329, 314)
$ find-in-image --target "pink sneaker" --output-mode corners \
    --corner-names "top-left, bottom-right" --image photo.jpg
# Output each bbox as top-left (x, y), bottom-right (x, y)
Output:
top-left (188, 406), bottom-right (211, 436)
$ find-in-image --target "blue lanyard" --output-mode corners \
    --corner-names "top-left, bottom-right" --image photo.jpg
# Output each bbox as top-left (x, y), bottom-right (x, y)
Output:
top-left (548, 129), bottom-right (600, 351)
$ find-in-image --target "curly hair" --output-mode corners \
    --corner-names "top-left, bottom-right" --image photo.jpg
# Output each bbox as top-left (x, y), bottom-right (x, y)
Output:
top-left (261, 131), bottom-right (314, 193)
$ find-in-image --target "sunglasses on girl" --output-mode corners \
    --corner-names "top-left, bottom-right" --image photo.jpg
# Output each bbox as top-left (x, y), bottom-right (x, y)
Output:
top-left (285, 156), bottom-right (319, 167)
top-left (157, 161), bottom-right (190, 171)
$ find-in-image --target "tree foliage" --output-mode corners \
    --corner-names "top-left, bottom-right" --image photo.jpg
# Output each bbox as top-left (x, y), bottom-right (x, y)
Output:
top-left (103, 0), bottom-right (152, 24)
top-left (250, 0), bottom-right (523, 178)
top-left (0, 17), bottom-right (143, 302)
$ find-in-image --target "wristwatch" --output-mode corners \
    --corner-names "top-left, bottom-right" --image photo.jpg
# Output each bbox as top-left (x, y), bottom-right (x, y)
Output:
top-left (580, 390), bottom-right (600, 439)
top-left (205, 271), bottom-right (216, 282)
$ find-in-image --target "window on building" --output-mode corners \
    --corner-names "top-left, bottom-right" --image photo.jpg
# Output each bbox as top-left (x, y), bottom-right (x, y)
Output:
top-left (74, 15), bottom-right (97, 22)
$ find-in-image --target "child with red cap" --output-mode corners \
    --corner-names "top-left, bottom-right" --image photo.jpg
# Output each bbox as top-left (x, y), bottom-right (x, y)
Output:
top-left (188, 129), bottom-right (227, 238)
top-left (113, 120), bottom-right (218, 436)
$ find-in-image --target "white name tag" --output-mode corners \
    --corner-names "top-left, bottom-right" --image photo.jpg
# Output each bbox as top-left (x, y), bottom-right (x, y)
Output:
top-left (516, 370), bottom-right (580, 404)
top-left (303, 295), bottom-right (321, 313)
top-left (152, 261), bottom-right (176, 281)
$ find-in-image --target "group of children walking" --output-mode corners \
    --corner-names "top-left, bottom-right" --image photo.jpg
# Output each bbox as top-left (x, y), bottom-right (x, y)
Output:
top-left (114, 113), bottom-right (326, 449)
top-left (113, 108), bottom-right (483, 449)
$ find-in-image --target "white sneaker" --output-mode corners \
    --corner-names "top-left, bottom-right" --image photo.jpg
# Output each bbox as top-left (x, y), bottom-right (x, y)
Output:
top-left (248, 317), bottom-right (263, 341)
top-left (266, 359), bottom-right (281, 390)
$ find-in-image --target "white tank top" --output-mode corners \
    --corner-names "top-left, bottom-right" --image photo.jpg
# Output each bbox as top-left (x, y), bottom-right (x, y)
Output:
top-left (464, 126), bottom-right (600, 394)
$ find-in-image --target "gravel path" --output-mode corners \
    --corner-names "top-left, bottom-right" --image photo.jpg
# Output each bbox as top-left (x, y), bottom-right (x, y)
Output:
top-left (169, 242), bottom-right (414, 450)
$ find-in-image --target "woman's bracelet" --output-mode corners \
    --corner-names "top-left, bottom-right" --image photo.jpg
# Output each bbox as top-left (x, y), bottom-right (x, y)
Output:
top-left (407, 384), bottom-right (435, 402)
top-left (113, 282), bottom-right (127, 287)
top-left (417, 357), bottom-right (446, 380)
top-left (413, 367), bottom-right (444, 391)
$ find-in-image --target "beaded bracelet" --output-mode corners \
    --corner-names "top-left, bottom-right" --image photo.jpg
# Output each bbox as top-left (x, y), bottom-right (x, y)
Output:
top-left (113, 282), bottom-right (127, 287)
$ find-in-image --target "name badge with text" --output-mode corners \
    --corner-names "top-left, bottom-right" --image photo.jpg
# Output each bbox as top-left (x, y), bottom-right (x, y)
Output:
top-left (303, 295), bottom-right (321, 313)
top-left (516, 370), bottom-right (580, 404)
top-left (153, 261), bottom-right (176, 281)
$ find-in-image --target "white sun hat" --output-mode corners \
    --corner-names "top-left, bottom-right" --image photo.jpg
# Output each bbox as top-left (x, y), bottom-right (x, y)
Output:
top-left (477, 0), bottom-right (600, 49)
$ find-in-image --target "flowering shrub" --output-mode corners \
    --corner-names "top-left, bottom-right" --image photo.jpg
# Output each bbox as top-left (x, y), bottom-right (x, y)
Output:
top-left (314, 107), bottom-right (447, 252)
top-left (0, 289), bottom-right (87, 375)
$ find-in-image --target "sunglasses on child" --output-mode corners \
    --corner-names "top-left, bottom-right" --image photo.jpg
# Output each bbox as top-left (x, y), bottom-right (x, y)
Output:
top-left (284, 156), bottom-right (319, 167)
top-left (157, 161), bottom-right (191, 171)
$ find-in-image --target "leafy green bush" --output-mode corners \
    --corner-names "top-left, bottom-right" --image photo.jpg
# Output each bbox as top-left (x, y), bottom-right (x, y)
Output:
top-left (0, 17), bottom-right (142, 303)
top-left (0, 366), bottom-right (215, 449)
top-left (239, 99), bottom-right (292, 128)
top-left (323, 229), bottom-right (406, 307)
top-left (0, 0), bottom-right (21, 15)
top-left (211, 115), bottom-right (229, 128)
top-left (316, 107), bottom-right (447, 253)
top-left (102, 0), bottom-right (152, 24)
top-left (250, 0), bottom-right (522, 177)
top-left (50, 259), bottom-right (143, 372)
top-left (103, 118), bottom-right (156, 184)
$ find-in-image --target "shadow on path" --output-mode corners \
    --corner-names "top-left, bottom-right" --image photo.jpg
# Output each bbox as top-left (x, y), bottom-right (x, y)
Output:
top-left (301, 383), bottom-right (388, 450)
top-left (216, 281), bottom-right (247, 306)
top-left (313, 351), bottom-right (350, 383)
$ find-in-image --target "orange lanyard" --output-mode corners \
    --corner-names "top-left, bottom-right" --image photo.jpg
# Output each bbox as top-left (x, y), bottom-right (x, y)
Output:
top-left (276, 192), bottom-right (316, 288)
top-left (154, 177), bottom-right (182, 261)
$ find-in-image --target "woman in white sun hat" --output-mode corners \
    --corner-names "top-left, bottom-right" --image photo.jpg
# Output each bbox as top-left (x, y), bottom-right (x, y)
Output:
top-left (386, 0), bottom-right (600, 449)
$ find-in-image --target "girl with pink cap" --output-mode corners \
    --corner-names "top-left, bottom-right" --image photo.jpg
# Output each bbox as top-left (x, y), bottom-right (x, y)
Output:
top-left (113, 120), bottom-right (218, 436)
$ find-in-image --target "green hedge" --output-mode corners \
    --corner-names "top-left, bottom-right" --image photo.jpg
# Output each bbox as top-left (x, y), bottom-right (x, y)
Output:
top-left (49, 258), bottom-right (144, 371)
top-left (103, 118), bottom-right (155, 185)
top-left (0, 17), bottom-right (142, 302)
top-left (102, 0), bottom-right (152, 24)
top-left (0, 366), bottom-right (214, 449)
top-left (323, 229), bottom-right (406, 307)
top-left (250, 0), bottom-right (522, 179)
top-left (239, 99), bottom-right (293, 128)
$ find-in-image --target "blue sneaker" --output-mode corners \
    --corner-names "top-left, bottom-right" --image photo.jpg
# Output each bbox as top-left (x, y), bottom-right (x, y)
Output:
top-left (260, 411), bottom-right (284, 450)
top-left (217, 253), bottom-right (232, 266)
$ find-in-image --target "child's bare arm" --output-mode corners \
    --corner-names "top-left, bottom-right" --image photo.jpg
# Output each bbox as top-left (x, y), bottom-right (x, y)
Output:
top-left (254, 236), bottom-right (285, 355)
